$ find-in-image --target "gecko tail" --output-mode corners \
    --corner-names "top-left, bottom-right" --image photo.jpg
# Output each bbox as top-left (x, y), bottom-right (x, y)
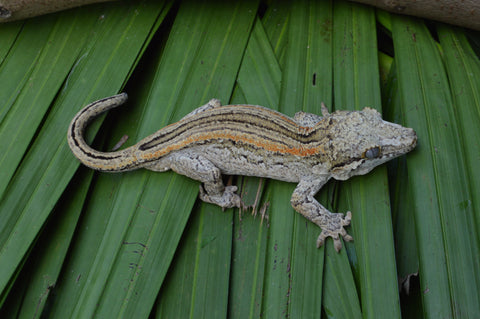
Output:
top-left (67, 93), bottom-right (138, 172)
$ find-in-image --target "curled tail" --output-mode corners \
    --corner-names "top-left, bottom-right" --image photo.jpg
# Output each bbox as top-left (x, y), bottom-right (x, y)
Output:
top-left (67, 93), bottom-right (140, 172)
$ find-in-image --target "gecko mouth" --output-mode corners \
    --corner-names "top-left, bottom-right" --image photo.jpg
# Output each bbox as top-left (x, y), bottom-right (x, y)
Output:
top-left (382, 128), bottom-right (417, 156)
top-left (331, 157), bottom-right (362, 169)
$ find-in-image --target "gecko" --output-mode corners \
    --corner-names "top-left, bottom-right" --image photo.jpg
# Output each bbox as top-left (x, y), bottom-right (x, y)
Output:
top-left (68, 93), bottom-right (417, 251)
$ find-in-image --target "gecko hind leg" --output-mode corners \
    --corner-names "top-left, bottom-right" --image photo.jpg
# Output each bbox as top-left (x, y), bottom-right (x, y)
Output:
top-left (166, 152), bottom-right (242, 209)
top-left (291, 179), bottom-right (353, 252)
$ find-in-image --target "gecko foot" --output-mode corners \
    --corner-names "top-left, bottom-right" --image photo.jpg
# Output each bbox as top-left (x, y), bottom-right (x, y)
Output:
top-left (316, 211), bottom-right (353, 252)
top-left (199, 185), bottom-right (243, 209)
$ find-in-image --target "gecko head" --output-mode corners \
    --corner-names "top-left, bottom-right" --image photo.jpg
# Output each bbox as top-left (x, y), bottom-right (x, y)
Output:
top-left (327, 107), bottom-right (417, 181)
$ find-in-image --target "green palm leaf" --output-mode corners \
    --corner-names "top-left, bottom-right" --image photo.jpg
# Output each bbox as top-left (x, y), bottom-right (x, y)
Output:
top-left (0, 0), bottom-right (479, 318)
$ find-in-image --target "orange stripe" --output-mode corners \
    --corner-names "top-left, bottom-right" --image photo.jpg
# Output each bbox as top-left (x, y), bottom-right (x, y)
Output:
top-left (140, 131), bottom-right (324, 161)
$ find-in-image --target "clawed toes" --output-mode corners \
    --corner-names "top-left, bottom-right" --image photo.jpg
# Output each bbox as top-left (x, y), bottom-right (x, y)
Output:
top-left (340, 211), bottom-right (352, 227)
top-left (344, 211), bottom-right (352, 222)
top-left (316, 233), bottom-right (326, 248)
top-left (333, 238), bottom-right (343, 252)
top-left (315, 213), bottom-right (354, 252)
top-left (316, 232), bottom-right (344, 252)
top-left (198, 184), bottom-right (243, 209)
top-left (339, 228), bottom-right (353, 242)
top-left (317, 233), bottom-right (349, 252)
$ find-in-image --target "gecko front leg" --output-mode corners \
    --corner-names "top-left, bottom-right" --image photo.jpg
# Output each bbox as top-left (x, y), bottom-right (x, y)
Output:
top-left (291, 178), bottom-right (353, 252)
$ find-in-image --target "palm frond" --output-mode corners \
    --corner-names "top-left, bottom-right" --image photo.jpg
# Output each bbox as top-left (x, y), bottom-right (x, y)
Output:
top-left (0, 0), bottom-right (479, 317)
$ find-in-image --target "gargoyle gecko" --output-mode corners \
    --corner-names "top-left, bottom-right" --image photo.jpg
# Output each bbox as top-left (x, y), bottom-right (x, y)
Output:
top-left (68, 93), bottom-right (416, 251)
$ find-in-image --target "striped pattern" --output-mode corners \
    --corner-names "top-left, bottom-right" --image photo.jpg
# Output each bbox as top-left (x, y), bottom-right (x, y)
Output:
top-left (68, 94), bottom-right (331, 172)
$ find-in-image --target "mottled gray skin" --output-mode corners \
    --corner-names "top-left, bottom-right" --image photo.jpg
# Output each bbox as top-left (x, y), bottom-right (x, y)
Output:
top-left (289, 106), bottom-right (417, 250)
top-left (146, 101), bottom-right (417, 251)
top-left (68, 95), bottom-right (417, 251)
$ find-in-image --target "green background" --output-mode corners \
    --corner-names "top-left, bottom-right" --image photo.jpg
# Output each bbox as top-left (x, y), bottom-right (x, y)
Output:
top-left (0, 0), bottom-right (479, 317)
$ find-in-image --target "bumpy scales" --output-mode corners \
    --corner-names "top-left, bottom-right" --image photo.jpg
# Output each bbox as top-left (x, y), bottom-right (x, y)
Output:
top-left (68, 93), bottom-right (417, 251)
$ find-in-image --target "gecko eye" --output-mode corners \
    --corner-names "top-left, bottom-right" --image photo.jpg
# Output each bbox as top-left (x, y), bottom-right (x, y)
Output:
top-left (364, 147), bottom-right (381, 159)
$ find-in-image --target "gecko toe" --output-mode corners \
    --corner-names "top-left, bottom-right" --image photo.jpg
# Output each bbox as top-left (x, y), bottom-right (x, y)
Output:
top-left (339, 228), bottom-right (354, 242)
top-left (316, 233), bottom-right (326, 248)
top-left (199, 185), bottom-right (243, 209)
top-left (315, 211), bottom-right (353, 251)
top-left (344, 211), bottom-right (352, 223)
top-left (333, 238), bottom-right (343, 252)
